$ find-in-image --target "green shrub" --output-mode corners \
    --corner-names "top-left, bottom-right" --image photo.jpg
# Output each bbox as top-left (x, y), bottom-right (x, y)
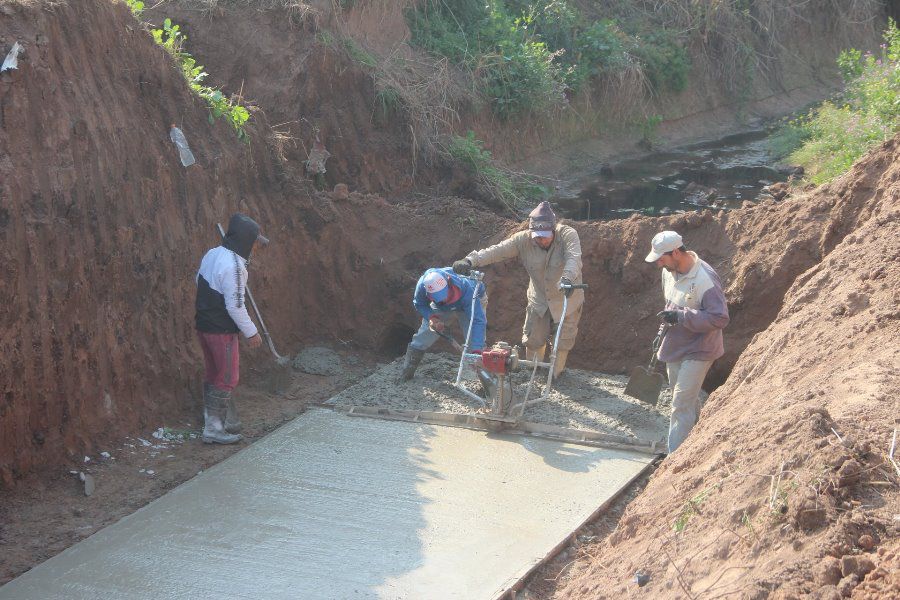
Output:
top-left (123, 0), bottom-right (144, 19)
top-left (781, 19), bottom-right (900, 183)
top-left (631, 31), bottom-right (690, 94)
top-left (408, 1), bottom-right (570, 117)
top-left (151, 19), bottom-right (251, 142)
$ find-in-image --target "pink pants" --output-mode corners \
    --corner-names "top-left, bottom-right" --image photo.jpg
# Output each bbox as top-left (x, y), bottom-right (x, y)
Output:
top-left (197, 332), bottom-right (240, 392)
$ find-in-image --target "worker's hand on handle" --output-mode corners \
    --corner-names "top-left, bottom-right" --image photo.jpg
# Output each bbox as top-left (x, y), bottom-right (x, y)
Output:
top-left (657, 310), bottom-right (680, 325)
top-left (558, 277), bottom-right (574, 297)
top-left (452, 259), bottom-right (472, 275)
top-left (428, 315), bottom-right (445, 333)
top-left (247, 333), bottom-right (263, 349)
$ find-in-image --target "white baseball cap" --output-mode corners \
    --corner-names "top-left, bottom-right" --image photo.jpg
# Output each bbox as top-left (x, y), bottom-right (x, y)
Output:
top-left (645, 231), bottom-right (683, 262)
top-left (423, 270), bottom-right (449, 302)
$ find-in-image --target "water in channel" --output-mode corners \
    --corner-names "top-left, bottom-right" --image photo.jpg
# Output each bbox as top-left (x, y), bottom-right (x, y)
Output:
top-left (557, 128), bottom-right (793, 220)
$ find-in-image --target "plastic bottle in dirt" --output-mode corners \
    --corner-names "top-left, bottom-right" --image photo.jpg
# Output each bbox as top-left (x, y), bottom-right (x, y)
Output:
top-left (169, 125), bottom-right (196, 167)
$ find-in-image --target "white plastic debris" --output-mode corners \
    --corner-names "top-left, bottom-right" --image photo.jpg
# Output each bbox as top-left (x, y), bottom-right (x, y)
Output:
top-left (169, 125), bottom-right (196, 167)
top-left (69, 470), bottom-right (78, 475)
top-left (100, 451), bottom-right (111, 459)
top-left (146, 470), bottom-right (155, 475)
top-left (84, 456), bottom-right (91, 463)
top-left (139, 469), bottom-right (146, 473)
top-left (1, 42), bottom-right (22, 73)
top-left (138, 438), bottom-right (152, 447)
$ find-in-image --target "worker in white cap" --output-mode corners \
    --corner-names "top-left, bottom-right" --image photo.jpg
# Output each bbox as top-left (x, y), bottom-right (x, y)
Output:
top-left (645, 230), bottom-right (729, 453)
top-left (398, 267), bottom-right (489, 389)
top-left (452, 201), bottom-right (583, 378)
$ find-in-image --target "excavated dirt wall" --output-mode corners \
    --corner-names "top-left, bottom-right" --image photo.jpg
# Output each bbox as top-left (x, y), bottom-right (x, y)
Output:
top-left (0, 0), bottom-right (499, 486)
top-left (547, 137), bottom-right (900, 600)
top-left (155, 1), bottom-right (886, 192)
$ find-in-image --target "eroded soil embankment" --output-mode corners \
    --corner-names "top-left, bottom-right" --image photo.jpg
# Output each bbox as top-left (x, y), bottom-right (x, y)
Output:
top-left (0, 0), bottom-right (505, 486)
top-left (542, 138), bottom-right (900, 599)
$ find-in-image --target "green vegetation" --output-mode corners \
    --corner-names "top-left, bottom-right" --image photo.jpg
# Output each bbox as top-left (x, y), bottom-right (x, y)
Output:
top-left (773, 20), bottom-right (900, 184)
top-left (123, 0), bottom-right (144, 19)
top-left (446, 131), bottom-right (547, 211)
top-left (123, 2), bottom-right (251, 142)
top-left (673, 486), bottom-right (713, 533)
top-left (151, 19), bottom-right (251, 142)
top-left (406, 0), bottom-right (690, 119)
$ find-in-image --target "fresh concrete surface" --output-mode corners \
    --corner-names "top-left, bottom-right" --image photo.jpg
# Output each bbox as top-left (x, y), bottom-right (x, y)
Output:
top-left (1, 408), bottom-right (653, 600)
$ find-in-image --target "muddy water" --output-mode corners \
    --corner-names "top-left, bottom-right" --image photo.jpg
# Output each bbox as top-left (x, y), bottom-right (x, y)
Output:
top-left (557, 129), bottom-right (792, 220)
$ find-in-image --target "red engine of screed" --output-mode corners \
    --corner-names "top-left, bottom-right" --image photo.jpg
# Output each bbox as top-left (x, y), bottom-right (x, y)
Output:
top-left (481, 347), bottom-right (511, 375)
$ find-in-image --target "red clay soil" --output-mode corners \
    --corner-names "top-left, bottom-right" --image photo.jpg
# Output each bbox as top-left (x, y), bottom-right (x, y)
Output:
top-left (144, 1), bottom-right (429, 195)
top-left (0, 0), bottom-right (504, 487)
top-left (535, 139), bottom-right (900, 599)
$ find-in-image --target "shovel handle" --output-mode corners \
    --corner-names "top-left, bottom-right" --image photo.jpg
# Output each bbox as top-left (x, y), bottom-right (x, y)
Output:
top-left (647, 323), bottom-right (670, 370)
top-left (216, 223), bottom-right (284, 362)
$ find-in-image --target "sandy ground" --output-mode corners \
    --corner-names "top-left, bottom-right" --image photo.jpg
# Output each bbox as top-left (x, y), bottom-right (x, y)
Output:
top-left (328, 352), bottom-right (673, 444)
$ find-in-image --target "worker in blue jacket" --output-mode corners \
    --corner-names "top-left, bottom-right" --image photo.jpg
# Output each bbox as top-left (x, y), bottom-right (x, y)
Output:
top-left (399, 267), bottom-right (488, 385)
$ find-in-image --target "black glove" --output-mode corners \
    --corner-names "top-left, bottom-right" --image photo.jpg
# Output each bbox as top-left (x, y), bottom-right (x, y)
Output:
top-left (453, 259), bottom-right (472, 275)
top-left (657, 310), bottom-right (680, 325)
top-left (559, 277), bottom-right (573, 297)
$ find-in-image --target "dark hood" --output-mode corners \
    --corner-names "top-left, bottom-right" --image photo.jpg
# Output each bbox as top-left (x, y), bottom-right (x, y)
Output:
top-left (222, 213), bottom-right (260, 260)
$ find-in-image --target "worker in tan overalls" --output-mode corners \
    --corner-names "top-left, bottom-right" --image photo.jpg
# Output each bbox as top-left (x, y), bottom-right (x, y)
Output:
top-left (452, 202), bottom-right (584, 378)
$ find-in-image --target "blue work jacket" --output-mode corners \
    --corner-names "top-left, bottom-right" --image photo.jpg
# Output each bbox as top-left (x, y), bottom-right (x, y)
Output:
top-left (413, 267), bottom-right (486, 350)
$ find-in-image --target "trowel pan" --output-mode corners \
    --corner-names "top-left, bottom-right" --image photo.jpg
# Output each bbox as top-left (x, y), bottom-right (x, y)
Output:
top-left (624, 366), bottom-right (666, 405)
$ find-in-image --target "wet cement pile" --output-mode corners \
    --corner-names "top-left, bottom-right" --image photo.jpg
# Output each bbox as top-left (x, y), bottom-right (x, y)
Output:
top-left (327, 354), bottom-right (672, 443)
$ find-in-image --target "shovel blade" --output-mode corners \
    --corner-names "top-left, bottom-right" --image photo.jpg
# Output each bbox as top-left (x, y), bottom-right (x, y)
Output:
top-left (624, 366), bottom-right (666, 405)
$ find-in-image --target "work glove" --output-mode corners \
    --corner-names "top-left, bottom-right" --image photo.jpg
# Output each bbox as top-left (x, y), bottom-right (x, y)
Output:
top-left (657, 310), bottom-right (680, 325)
top-left (428, 314), bottom-right (445, 333)
top-left (452, 259), bottom-right (472, 275)
top-left (559, 276), bottom-right (573, 297)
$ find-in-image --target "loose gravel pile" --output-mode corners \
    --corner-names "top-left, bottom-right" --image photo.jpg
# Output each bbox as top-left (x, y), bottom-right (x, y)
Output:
top-left (327, 353), bottom-right (678, 443)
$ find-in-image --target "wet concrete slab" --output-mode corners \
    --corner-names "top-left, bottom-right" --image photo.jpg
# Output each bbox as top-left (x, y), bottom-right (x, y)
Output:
top-left (0, 408), bottom-right (653, 600)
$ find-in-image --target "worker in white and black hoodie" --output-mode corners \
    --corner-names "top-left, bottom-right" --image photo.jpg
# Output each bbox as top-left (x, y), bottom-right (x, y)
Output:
top-left (195, 213), bottom-right (268, 444)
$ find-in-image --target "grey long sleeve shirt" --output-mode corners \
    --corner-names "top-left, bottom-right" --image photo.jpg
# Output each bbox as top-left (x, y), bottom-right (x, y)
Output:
top-left (657, 252), bottom-right (729, 363)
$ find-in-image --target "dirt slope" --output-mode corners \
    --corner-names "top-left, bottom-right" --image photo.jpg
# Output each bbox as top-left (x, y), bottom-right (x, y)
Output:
top-left (544, 138), bottom-right (900, 599)
top-left (0, 0), bottom-right (502, 486)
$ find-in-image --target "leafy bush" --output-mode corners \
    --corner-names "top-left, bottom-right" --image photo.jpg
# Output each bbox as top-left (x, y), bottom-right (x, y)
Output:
top-left (123, 0), bottom-right (144, 19)
top-left (150, 19), bottom-right (251, 142)
top-left (567, 20), bottom-right (631, 88)
top-left (406, 1), bottom-right (694, 117)
top-left (631, 31), bottom-right (690, 94)
top-left (780, 19), bottom-right (900, 183)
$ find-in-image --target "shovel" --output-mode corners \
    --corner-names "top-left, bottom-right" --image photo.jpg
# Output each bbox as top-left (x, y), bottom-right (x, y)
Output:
top-left (624, 323), bottom-right (669, 405)
top-left (216, 223), bottom-right (292, 394)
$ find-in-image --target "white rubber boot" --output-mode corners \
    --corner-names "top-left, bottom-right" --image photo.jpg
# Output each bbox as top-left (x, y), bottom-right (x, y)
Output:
top-left (203, 387), bottom-right (243, 445)
top-left (224, 394), bottom-right (242, 434)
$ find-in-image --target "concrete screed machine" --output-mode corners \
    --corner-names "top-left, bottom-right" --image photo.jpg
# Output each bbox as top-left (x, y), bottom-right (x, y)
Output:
top-left (343, 271), bottom-right (664, 455)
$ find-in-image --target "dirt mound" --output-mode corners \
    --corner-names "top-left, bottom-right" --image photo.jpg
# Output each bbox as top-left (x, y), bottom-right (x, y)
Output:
top-left (541, 138), bottom-right (900, 599)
